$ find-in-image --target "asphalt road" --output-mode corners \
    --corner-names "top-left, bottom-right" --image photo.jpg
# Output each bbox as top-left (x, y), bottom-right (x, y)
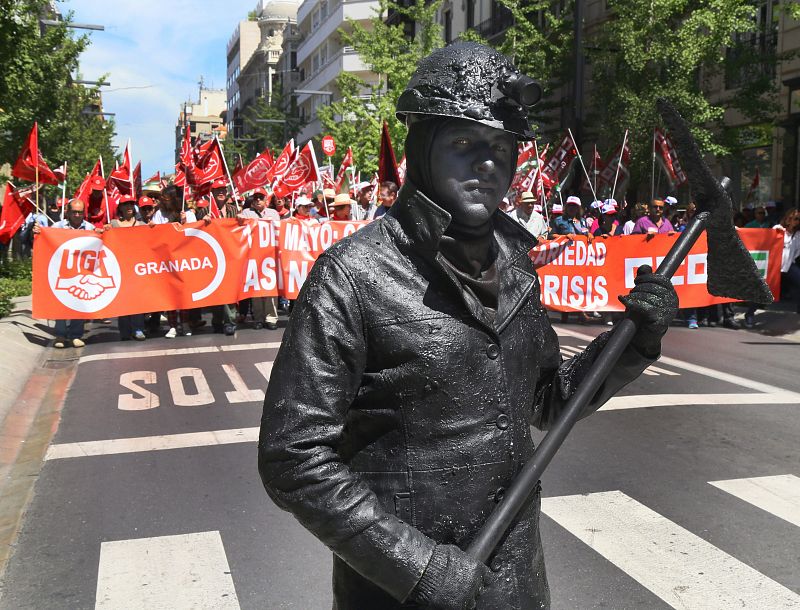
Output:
top-left (1, 314), bottom-right (798, 609)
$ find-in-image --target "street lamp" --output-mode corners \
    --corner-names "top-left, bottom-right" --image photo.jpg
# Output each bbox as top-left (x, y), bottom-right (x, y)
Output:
top-left (39, 19), bottom-right (104, 31)
top-left (74, 80), bottom-right (110, 87)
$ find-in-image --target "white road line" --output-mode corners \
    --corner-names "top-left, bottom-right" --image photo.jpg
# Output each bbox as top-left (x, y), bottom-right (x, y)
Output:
top-left (95, 531), bottom-right (240, 609)
top-left (541, 490), bottom-right (800, 609)
top-left (555, 327), bottom-right (800, 398)
top-left (44, 427), bottom-right (260, 460)
top-left (79, 342), bottom-right (282, 363)
top-left (601, 392), bottom-right (800, 411)
top-left (559, 344), bottom-right (672, 376)
top-left (710, 475), bottom-right (800, 528)
top-left (647, 365), bottom-right (680, 376)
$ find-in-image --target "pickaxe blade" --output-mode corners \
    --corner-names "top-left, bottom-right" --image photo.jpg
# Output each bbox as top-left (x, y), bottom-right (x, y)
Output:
top-left (657, 98), bottom-right (773, 304)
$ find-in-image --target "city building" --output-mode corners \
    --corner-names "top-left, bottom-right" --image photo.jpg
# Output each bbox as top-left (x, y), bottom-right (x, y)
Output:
top-left (175, 83), bottom-right (227, 162)
top-left (436, 0), bottom-right (800, 208)
top-left (226, 19), bottom-right (261, 136)
top-left (293, 0), bottom-right (381, 143)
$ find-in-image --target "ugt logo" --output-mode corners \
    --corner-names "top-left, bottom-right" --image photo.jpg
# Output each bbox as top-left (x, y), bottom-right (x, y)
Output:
top-left (47, 236), bottom-right (121, 313)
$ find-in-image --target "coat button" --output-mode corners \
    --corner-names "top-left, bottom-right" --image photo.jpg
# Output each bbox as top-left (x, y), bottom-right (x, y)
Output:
top-left (486, 343), bottom-right (500, 359)
top-left (494, 487), bottom-right (505, 503)
top-left (496, 414), bottom-right (510, 430)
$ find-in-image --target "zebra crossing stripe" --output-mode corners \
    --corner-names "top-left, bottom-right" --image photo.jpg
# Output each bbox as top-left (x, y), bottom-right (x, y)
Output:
top-left (541, 490), bottom-right (800, 609)
top-left (710, 475), bottom-right (800, 528)
top-left (95, 531), bottom-right (240, 609)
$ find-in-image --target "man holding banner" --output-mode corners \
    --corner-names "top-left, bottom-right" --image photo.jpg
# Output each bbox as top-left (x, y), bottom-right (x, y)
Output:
top-left (258, 42), bottom-right (678, 609)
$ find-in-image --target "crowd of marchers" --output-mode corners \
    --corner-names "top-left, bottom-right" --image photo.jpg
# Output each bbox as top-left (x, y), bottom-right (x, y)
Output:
top-left (5, 174), bottom-right (800, 349)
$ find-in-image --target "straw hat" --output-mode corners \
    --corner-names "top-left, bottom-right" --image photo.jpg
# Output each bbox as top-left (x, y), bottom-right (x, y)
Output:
top-left (330, 193), bottom-right (354, 207)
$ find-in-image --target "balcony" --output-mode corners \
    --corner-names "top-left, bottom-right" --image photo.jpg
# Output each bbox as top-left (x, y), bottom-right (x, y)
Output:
top-left (295, 47), bottom-right (370, 105)
top-left (296, 0), bottom-right (376, 66)
top-left (474, 6), bottom-right (514, 41)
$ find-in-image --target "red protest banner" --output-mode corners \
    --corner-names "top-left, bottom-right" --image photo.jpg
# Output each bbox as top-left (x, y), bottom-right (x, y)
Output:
top-left (532, 229), bottom-right (782, 312)
top-left (32, 219), bottom-right (369, 319)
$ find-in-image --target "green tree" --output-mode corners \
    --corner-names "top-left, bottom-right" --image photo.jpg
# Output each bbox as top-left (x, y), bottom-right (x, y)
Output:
top-left (0, 0), bottom-right (117, 186)
top-left (585, 0), bottom-right (792, 198)
top-left (317, 0), bottom-right (443, 173)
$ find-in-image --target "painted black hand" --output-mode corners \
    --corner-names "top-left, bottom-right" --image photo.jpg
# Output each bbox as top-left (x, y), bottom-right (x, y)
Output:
top-left (410, 544), bottom-right (493, 609)
top-left (618, 265), bottom-right (678, 356)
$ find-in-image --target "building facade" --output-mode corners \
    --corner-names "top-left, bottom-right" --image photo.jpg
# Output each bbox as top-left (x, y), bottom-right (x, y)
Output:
top-left (293, 0), bottom-right (381, 143)
top-left (226, 1), bottom-right (300, 140)
top-left (175, 85), bottom-right (227, 162)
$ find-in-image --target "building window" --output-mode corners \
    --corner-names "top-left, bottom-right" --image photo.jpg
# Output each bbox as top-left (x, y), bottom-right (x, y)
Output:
top-left (466, 0), bottom-right (475, 28)
top-left (725, 0), bottom-right (778, 90)
top-left (444, 9), bottom-right (452, 43)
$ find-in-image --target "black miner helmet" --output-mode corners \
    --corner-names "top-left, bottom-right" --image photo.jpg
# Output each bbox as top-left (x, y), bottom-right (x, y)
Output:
top-left (396, 42), bottom-right (541, 140)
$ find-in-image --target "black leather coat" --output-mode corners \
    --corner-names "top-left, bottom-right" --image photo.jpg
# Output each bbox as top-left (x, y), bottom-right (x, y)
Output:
top-left (258, 183), bottom-right (655, 609)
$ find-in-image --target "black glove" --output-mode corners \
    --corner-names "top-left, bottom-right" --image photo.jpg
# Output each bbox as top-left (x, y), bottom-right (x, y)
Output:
top-left (618, 265), bottom-right (678, 356)
top-left (409, 544), bottom-right (493, 609)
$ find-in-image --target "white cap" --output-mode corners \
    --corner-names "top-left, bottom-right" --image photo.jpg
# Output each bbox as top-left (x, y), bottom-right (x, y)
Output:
top-left (355, 181), bottom-right (373, 193)
top-left (665, 196), bottom-right (678, 205)
top-left (590, 200), bottom-right (603, 209)
top-left (295, 195), bottom-right (312, 207)
top-left (533, 204), bottom-right (543, 213)
top-left (552, 203), bottom-right (563, 214)
top-left (565, 195), bottom-right (581, 206)
top-left (603, 198), bottom-right (618, 209)
top-left (765, 200), bottom-right (777, 208)
top-left (601, 202), bottom-right (617, 215)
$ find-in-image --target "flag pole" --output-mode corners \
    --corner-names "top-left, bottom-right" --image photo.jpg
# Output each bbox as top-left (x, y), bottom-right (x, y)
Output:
top-left (216, 134), bottom-right (242, 211)
top-left (533, 139), bottom-right (548, 225)
top-left (650, 129), bottom-right (656, 202)
top-left (61, 161), bottom-right (67, 221)
top-left (98, 156), bottom-right (111, 222)
top-left (593, 144), bottom-right (598, 196)
top-left (567, 128), bottom-right (598, 203)
top-left (128, 138), bottom-right (134, 198)
top-left (610, 129), bottom-right (629, 202)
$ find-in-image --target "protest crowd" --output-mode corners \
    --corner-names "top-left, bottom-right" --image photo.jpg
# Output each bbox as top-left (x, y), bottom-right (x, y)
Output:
top-left (1, 122), bottom-right (797, 349)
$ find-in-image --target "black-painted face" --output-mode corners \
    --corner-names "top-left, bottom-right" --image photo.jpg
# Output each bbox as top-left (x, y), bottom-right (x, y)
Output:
top-left (428, 119), bottom-right (515, 228)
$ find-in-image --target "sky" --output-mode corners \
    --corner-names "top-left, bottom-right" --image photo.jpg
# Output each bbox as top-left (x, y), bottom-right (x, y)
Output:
top-left (65, 0), bottom-right (257, 176)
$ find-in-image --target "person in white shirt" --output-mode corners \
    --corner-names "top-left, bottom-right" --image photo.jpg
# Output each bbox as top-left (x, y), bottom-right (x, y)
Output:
top-left (238, 187), bottom-right (280, 330)
top-left (352, 182), bottom-right (377, 221)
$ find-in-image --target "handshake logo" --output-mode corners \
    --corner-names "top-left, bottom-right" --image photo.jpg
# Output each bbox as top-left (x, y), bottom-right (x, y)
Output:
top-left (47, 236), bottom-right (121, 313)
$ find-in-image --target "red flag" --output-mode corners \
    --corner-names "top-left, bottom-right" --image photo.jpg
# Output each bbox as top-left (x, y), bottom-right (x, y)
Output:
top-left (143, 171), bottom-right (160, 186)
top-left (541, 132), bottom-right (578, 188)
top-left (580, 146), bottom-right (605, 194)
top-left (378, 121), bottom-right (400, 186)
top-left (335, 147), bottom-right (353, 191)
top-left (653, 128), bottom-right (687, 188)
top-left (133, 162), bottom-right (142, 198)
top-left (109, 141), bottom-right (133, 194)
top-left (52, 163), bottom-right (68, 184)
top-left (744, 167), bottom-right (760, 203)
top-left (73, 159), bottom-right (103, 204)
top-left (265, 140), bottom-right (296, 184)
top-left (12, 123), bottom-right (59, 185)
top-left (234, 148), bottom-right (275, 192)
top-left (179, 125), bottom-right (193, 169)
top-left (0, 183), bottom-right (35, 244)
top-left (174, 164), bottom-right (187, 187)
top-left (517, 145), bottom-right (550, 195)
top-left (598, 138), bottom-right (632, 193)
top-left (188, 138), bottom-right (225, 185)
top-left (273, 142), bottom-right (320, 198)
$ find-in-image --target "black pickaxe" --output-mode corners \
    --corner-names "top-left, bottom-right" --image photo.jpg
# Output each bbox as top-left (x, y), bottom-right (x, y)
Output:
top-left (466, 99), bottom-right (774, 563)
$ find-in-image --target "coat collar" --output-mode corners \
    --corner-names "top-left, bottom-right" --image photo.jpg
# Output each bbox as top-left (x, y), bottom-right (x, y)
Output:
top-left (386, 181), bottom-right (539, 336)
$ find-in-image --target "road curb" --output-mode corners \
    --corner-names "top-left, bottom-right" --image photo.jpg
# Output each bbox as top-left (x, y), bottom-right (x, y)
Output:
top-left (0, 351), bottom-right (78, 585)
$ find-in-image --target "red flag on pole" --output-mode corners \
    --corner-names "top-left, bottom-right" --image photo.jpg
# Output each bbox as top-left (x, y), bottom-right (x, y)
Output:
top-left (0, 183), bottom-right (35, 244)
top-left (541, 132), bottom-right (578, 188)
top-left (188, 138), bottom-right (225, 185)
top-left (378, 121), bottom-right (400, 186)
top-left (234, 148), bottom-right (275, 193)
top-left (12, 123), bottom-right (59, 185)
top-left (133, 162), bottom-right (142, 198)
top-left (335, 146), bottom-right (353, 191)
top-left (266, 140), bottom-right (296, 184)
top-left (273, 141), bottom-right (320, 198)
top-left (73, 159), bottom-right (103, 204)
top-left (598, 139), bottom-right (632, 193)
top-left (52, 163), bottom-right (68, 184)
top-left (109, 141), bottom-right (133, 193)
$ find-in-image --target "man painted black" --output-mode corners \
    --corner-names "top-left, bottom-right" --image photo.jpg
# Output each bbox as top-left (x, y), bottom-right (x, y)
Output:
top-left (259, 42), bottom-right (677, 609)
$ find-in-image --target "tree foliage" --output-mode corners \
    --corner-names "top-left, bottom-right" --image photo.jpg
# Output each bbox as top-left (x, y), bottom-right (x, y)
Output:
top-left (0, 0), bottom-right (116, 188)
top-left (585, 0), bottom-right (772, 196)
top-left (317, 0), bottom-right (443, 173)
